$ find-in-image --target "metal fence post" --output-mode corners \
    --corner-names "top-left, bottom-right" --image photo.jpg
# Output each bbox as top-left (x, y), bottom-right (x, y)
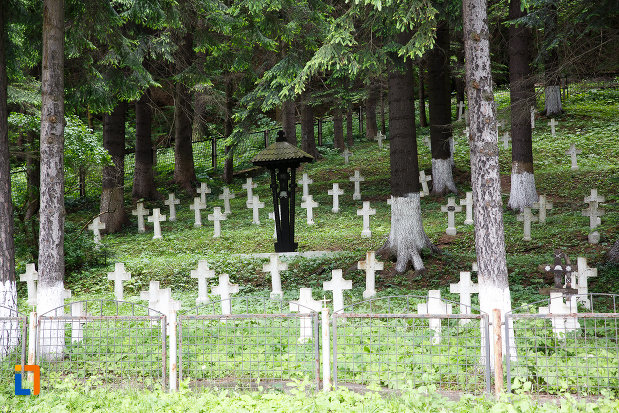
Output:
top-left (321, 305), bottom-right (331, 391)
top-left (169, 313), bottom-right (177, 392)
top-left (331, 315), bottom-right (337, 389)
top-left (492, 309), bottom-right (503, 396)
top-left (161, 316), bottom-right (167, 391)
top-left (504, 313), bottom-right (512, 393)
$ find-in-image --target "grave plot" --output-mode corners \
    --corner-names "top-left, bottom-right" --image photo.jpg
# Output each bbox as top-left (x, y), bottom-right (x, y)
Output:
top-left (331, 295), bottom-right (490, 394)
top-left (35, 300), bottom-right (166, 390)
top-left (505, 293), bottom-right (619, 397)
top-left (177, 296), bottom-right (320, 391)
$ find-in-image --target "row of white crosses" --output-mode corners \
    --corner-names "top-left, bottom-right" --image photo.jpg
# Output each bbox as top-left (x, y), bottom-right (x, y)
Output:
top-left (516, 195), bottom-right (554, 241)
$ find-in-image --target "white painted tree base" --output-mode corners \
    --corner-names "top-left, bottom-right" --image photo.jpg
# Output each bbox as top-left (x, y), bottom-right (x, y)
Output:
top-left (37, 283), bottom-right (67, 361)
top-left (384, 194), bottom-right (433, 272)
top-left (431, 159), bottom-right (458, 195)
top-left (507, 171), bottom-right (538, 211)
top-left (544, 85), bottom-right (562, 116)
top-left (0, 280), bottom-right (18, 359)
top-left (478, 283), bottom-right (517, 368)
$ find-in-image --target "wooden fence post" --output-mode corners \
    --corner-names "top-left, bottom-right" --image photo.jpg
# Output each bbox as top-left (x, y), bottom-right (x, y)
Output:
top-left (493, 308), bottom-right (503, 396)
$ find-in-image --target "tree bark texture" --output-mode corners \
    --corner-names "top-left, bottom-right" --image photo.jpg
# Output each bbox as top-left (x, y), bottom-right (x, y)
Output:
top-left (282, 100), bottom-right (296, 145)
top-left (100, 102), bottom-right (127, 233)
top-left (508, 0), bottom-right (538, 211)
top-left (38, 0), bottom-right (66, 360)
top-left (543, 1), bottom-right (562, 115)
top-left (333, 106), bottom-right (345, 151)
top-left (607, 238), bottom-right (619, 265)
top-left (300, 101), bottom-right (318, 158)
top-left (428, 20), bottom-right (457, 195)
top-left (463, 0), bottom-right (513, 362)
top-left (365, 82), bottom-right (379, 140)
top-left (346, 108), bottom-right (354, 147)
top-left (0, 0), bottom-right (18, 337)
top-left (418, 63), bottom-right (428, 127)
top-left (132, 91), bottom-right (160, 200)
top-left (222, 80), bottom-right (234, 184)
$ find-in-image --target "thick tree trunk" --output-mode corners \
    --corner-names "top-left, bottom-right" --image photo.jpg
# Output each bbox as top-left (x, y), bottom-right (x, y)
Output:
top-left (300, 100), bottom-right (318, 158)
top-left (428, 20), bottom-right (457, 196)
top-left (365, 82), bottom-right (379, 140)
top-left (38, 0), bottom-right (65, 360)
top-left (282, 100), bottom-right (296, 145)
top-left (418, 63), bottom-right (428, 127)
top-left (333, 107), bottom-right (345, 151)
top-left (543, 2), bottom-right (562, 116)
top-left (222, 80), bottom-right (234, 184)
top-left (100, 102), bottom-right (127, 233)
top-left (380, 82), bottom-right (386, 134)
top-left (455, 41), bottom-right (466, 104)
top-left (346, 107), bottom-right (354, 147)
top-left (132, 91), bottom-right (160, 200)
top-left (463, 0), bottom-right (513, 362)
top-left (508, 0), bottom-right (538, 211)
top-left (379, 31), bottom-right (434, 273)
top-left (607, 239), bottom-right (619, 265)
top-left (0, 1), bottom-right (19, 357)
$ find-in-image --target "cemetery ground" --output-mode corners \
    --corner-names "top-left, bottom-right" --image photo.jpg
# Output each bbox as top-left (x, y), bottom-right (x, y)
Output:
top-left (4, 83), bottom-right (619, 410)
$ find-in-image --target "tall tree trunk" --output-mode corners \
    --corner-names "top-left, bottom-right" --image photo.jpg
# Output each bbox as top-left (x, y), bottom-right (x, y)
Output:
top-left (380, 82), bottom-right (386, 134)
top-left (38, 0), bottom-right (65, 360)
top-left (346, 107), bottom-right (354, 147)
top-left (428, 20), bottom-right (457, 195)
top-left (173, 34), bottom-right (197, 194)
top-left (607, 238), bottom-right (619, 265)
top-left (282, 100), bottom-right (296, 145)
top-left (418, 63), bottom-right (428, 127)
top-left (0, 0), bottom-right (18, 355)
top-left (463, 0), bottom-right (513, 363)
top-left (379, 31), bottom-right (434, 273)
top-left (455, 39), bottom-right (466, 104)
top-left (508, 0), bottom-right (538, 211)
top-left (365, 82), bottom-right (379, 140)
top-left (100, 102), bottom-right (127, 233)
top-left (132, 91), bottom-right (160, 200)
top-left (543, 1), bottom-right (562, 116)
top-left (333, 106), bottom-right (345, 151)
top-left (222, 79), bottom-right (234, 184)
top-left (300, 100), bottom-right (318, 158)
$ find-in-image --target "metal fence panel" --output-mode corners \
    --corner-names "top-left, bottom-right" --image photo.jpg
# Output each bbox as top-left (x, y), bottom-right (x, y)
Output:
top-left (505, 293), bottom-right (619, 396)
top-left (178, 297), bottom-right (320, 392)
top-left (36, 300), bottom-right (166, 390)
top-left (0, 306), bottom-right (27, 387)
top-left (332, 296), bottom-right (491, 394)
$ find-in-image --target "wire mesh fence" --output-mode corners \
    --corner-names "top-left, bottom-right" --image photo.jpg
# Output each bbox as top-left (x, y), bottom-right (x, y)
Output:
top-left (178, 296), bottom-right (320, 392)
top-left (36, 300), bottom-right (166, 390)
top-left (505, 293), bottom-right (619, 397)
top-left (332, 295), bottom-right (491, 394)
top-left (0, 305), bottom-right (27, 386)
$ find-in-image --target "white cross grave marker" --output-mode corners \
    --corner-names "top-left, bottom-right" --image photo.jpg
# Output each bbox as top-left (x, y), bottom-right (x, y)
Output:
top-left (19, 263), bottom-right (38, 306)
top-left (197, 182), bottom-right (211, 204)
top-left (147, 208), bottom-right (166, 239)
top-left (417, 290), bottom-right (452, 344)
top-left (263, 253), bottom-right (288, 299)
top-left (376, 131), bottom-right (385, 149)
top-left (207, 207), bottom-right (227, 238)
top-left (58, 288), bottom-right (72, 315)
top-left (358, 251), bottom-right (383, 299)
top-left (349, 170), bottom-right (365, 200)
top-left (517, 207), bottom-right (538, 241)
top-left (242, 178), bottom-right (257, 208)
top-left (300, 195), bottom-right (319, 225)
top-left (88, 217), bottom-right (106, 245)
top-left (548, 118), bottom-right (558, 137)
top-left (298, 173), bottom-right (313, 201)
top-left (323, 269), bottom-right (352, 313)
top-left (441, 197), bottom-right (462, 236)
top-left (289, 288), bottom-right (322, 343)
top-left (460, 192), bottom-right (474, 225)
top-left (70, 302), bottom-right (87, 344)
top-left (419, 171), bottom-right (432, 197)
top-left (211, 274), bottom-right (239, 315)
top-left (501, 132), bottom-right (511, 149)
top-left (189, 197), bottom-right (206, 227)
top-left (342, 149), bottom-right (352, 165)
top-left (328, 183), bottom-right (344, 213)
top-left (218, 187), bottom-right (235, 215)
top-left (457, 101), bottom-right (466, 121)
top-left (164, 193), bottom-right (180, 221)
top-left (583, 189), bottom-right (605, 244)
top-left (538, 292), bottom-right (580, 337)
top-left (530, 106), bottom-right (536, 129)
top-left (450, 272), bottom-right (479, 325)
top-left (140, 281), bottom-right (164, 321)
top-left (107, 262), bottom-right (131, 301)
top-left (570, 257), bottom-right (597, 310)
top-left (565, 144), bottom-right (582, 171)
top-left (463, 127), bottom-right (470, 140)
top-left (132, 202), bottom-right (150, 233)
top-left (532, 195), bottom-right (553, 224)
top-left (191, 260), bottom-right (216, 305)
top-left (268, 212), bottom-right (276, 239)
top-left (251, 195), bottom-right (265, 225)
top-left (357, 201), bottom-right (376, 238)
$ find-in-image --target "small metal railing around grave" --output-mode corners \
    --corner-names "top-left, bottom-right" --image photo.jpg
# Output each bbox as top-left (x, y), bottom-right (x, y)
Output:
top-left (0, 305), bottom-right (27, 385)
top-left (505, 293), bottom-right (619, 397)
top-left (36, 300), bottom-right (166, 389)
top-left (178, 296), bottom-right (320, 392)
top-left (332, 295), bottom-right (491, 394)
